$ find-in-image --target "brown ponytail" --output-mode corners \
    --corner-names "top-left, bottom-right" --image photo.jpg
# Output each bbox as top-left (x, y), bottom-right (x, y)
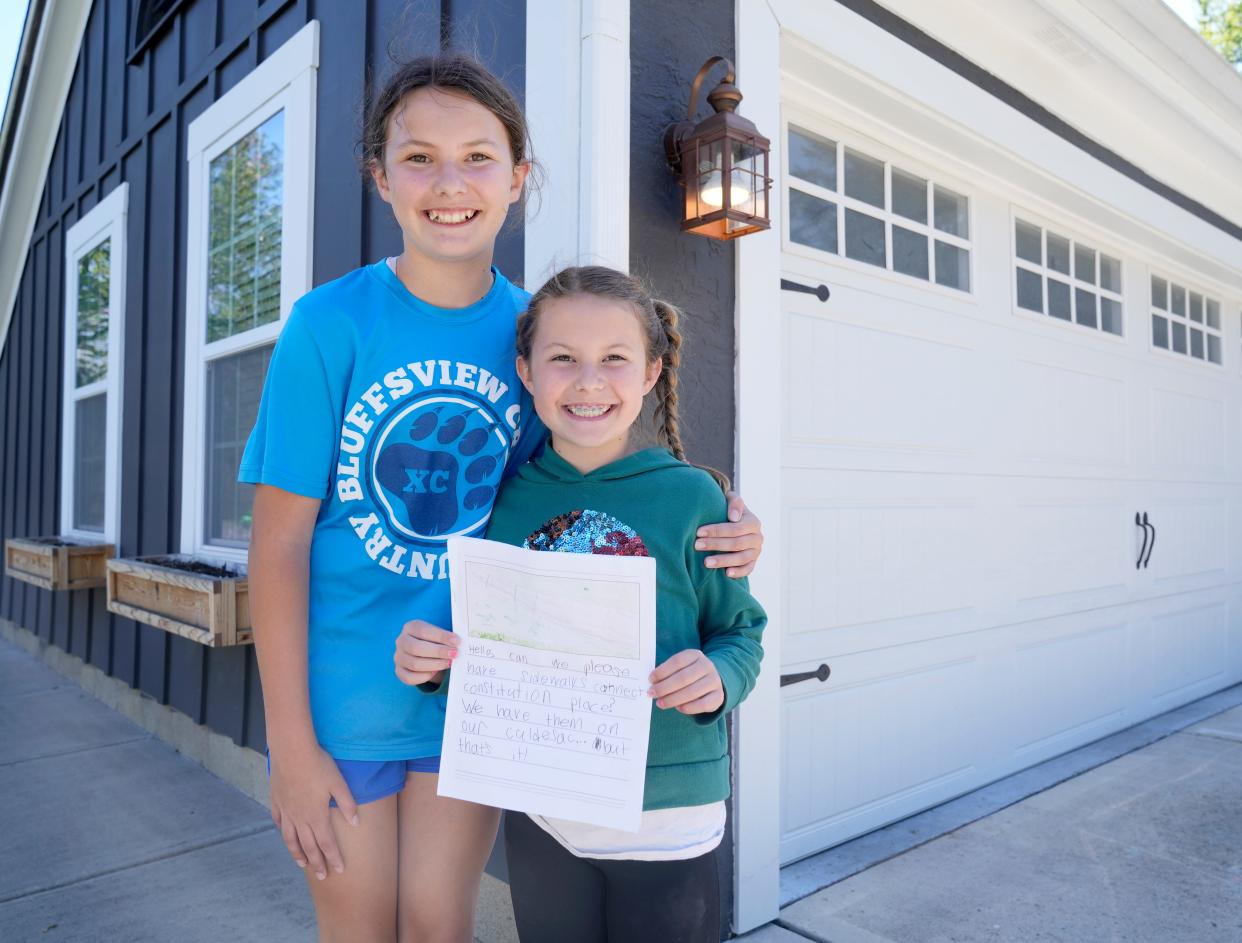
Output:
top-left (650, 301), bottom-right (731, 493)
top-left (520, 266), bottom-right (731, 493)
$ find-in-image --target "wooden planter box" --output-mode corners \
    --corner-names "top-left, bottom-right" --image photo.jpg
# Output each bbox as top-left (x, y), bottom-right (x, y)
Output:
top-left (4, 537), bottom-right (115, 591)
top-left (106, 555), bottom-right (251, 647)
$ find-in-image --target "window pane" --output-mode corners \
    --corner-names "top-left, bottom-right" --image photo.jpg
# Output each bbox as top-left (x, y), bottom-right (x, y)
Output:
top-left (1152, 314), bottom-right (1169, 348)
top-left (891, 168), bottom-right (927, 223)
top-left (1170, 284), bottom-right (1186, 317)
top-left (730, 139), bottom-right (764, 217)
top-left (1151, 276), bottom-right (1167, 310)
top-left (74, 393), bottom-right (107, 532)
top-left (691, 138), bottom-right (725, 217)
top-left (1100, 298), bottom-right (1122, 335)
top-left (1190, 328), bottom-right (1205, 359)
top-left (789, 189), bottom-right (838, 254)
top-left (843, 148), bottom-right (884, 208)
top-left (1047, 279), bottom-right (1071, 321)
top-left (1016, 268), bottom-right (1043, 312)
top-left (206, 344), bottom-right (274, 547)
top-left (1015, 220), bottom-right (1042, 265)
top-left (844, 209), bottom-right (885, 267)
top-left (1189, 292), bottom-right (1203, 323)
top-left (1100, 255), bottom-right (1121, 293)
top-left (1074, 245), bottom-right (1096, 285)
top-left (1171, 320), bottom-right (1187, 354)
top-left (1075, 288), bottom-right (1098, 329)
top-left (788, 126), bottom-right (837, 191)
top-left (1206, 299), bottom-right (1220, 329)
top-left (76, 240), bottom-right (111, 387)
top-left (892, 226), bottom-right (929, 280)
top-left (933, 186), bottom-right (968, 237)
top-left (1046, 232), bottom-right (1071, 276)
top-left (934, 241), bottom-right (970, 291)
top-left (1208, 334), bottom-right (1222, 364)
top-left (207, 110), bottom-right (284, 343)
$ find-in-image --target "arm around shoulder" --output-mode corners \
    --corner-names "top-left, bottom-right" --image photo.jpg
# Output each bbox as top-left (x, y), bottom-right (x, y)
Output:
top-left (686, 476), bottom-right (768, 718)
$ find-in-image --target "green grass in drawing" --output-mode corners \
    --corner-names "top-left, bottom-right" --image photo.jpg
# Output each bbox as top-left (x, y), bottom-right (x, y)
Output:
top-left (466, 562), bottom-right (640, 659)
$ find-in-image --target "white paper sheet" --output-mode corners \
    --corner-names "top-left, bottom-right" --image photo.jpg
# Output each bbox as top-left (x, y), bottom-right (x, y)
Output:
top-left (436, 536), bottom-right (656, 831)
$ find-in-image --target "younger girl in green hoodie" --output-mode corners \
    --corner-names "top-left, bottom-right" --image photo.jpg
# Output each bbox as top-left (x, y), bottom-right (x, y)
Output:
top-left (483, 265), bottom-right (767, 943)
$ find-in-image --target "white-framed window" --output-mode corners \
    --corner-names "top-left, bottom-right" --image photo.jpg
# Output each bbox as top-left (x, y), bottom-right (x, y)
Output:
top-left (783, 121), bottom-right (973, 293)
top-left (181, 20), bottom-right (318, 563)
top-left (61, 183), bottom-right (128, 543)
top-left (1012, 216), bottom-right (1123, 337)
top-left (1149, 273), bottom-right (1223, 366)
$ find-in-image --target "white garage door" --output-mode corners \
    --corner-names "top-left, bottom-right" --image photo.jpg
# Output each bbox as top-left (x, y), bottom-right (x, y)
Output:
top-left (776, 105), bottom-right (1242, 865)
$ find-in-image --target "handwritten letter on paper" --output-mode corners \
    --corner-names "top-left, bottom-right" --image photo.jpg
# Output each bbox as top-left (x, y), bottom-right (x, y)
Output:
top-left (437, 536), bottom-right (656, 830)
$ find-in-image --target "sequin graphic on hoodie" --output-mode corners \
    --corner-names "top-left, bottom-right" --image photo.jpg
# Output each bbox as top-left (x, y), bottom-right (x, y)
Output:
top-left (523, 509), bottom-right (651, 558)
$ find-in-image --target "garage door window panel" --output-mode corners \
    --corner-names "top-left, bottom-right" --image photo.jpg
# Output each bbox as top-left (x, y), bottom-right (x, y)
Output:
top-left (893, 225), bottom-right (928, 279)
top-left (1012, 218), bottom-right (1123, 337)
top-left (844, 148), bottom-right (885, 208)
top-left (845, 208), bottom-right (885, 267)
top-left (788, 125), bottom-right (837, 191)
top-left (1016, 267), bottom-right (1042, 312)
top-left (891, 168), bottom-right (927, 224)
top-left (785, 123), bottom-right (972, 293)
top-left (1149, 273), bottom-right (1223, 365)
top-left (789, 190), bottom-right (838, 255)
top-left (933, 186), bottom-right (969, 239)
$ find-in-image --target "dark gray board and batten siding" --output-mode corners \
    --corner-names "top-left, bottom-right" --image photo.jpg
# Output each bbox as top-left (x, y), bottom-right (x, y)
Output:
top-left (629, 0), bottom-right (738, 927)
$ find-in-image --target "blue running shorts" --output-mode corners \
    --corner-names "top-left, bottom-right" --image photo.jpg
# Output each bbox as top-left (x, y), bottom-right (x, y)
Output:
top-left (266, 753), bottom-right (441, 805)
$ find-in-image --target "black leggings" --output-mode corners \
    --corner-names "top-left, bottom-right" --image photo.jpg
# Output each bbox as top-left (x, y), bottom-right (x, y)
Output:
top-left (504, 810), bottom-right (721, 943)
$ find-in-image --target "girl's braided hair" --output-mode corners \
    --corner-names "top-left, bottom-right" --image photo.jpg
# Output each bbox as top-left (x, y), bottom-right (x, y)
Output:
top-left (517, 266), bottom-right (731, 493)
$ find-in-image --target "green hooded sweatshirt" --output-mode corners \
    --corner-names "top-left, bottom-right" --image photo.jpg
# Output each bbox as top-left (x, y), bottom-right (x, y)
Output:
top-left (484, 445), bottom-right (767, 810)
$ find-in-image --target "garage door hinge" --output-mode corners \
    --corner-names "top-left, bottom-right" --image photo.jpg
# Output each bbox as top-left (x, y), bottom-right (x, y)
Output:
top-left (780, 663), bottom-right (831, 687)
top-left (780, 278), bottom-right (830, 302)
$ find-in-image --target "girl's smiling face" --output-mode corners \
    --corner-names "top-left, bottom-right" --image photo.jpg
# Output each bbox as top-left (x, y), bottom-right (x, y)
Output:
top-left (517, 294), bottom-right (663, 474)
top-left (371, 87), bottom-right (528, 266)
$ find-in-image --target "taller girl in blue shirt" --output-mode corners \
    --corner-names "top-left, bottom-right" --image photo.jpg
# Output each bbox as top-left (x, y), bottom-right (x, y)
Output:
top-left (240, 55), bottom-right (764, 942)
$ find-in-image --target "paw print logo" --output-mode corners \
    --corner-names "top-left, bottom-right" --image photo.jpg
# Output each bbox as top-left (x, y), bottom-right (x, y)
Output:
top-left (371, 394), bottom-right (509, 540)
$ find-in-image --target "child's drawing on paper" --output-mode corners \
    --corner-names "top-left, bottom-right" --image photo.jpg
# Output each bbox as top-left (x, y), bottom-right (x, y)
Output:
top-left (465, 510), bottom-right (650, 658)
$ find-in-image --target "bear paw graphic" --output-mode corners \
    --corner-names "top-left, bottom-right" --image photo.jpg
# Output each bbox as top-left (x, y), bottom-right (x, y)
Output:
top-left (374, 402), bottom-right (506, 538)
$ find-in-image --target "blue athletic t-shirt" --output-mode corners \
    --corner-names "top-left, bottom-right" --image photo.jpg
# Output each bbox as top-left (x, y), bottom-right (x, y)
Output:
top-left (239, 260), bottom-right (546, 760)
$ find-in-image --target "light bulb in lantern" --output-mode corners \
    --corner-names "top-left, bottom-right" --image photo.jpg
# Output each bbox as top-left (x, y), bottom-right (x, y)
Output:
top-left (700, 170), bottom-right (753, 209)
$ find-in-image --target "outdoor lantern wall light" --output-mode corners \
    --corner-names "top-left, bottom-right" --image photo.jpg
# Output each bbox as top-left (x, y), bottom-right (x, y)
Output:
top-left (664, 56), bottom-right (771, 240)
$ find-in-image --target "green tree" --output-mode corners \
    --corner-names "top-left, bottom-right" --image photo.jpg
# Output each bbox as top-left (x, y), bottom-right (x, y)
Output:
top-left (1198, 0), bottom-right (1242, 67)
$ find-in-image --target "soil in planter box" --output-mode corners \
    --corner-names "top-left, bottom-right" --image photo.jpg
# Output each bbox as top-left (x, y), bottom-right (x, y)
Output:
top-left (24, 536), bottom-right (83, 547)
top-left (144, 557), bottom-right (243, 579)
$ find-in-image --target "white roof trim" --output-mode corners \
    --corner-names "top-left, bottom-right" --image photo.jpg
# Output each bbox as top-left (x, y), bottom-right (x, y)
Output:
top-left (0, 0), bottom-right (93, 358)
top-left (875, 0), bottom-right (1242, 232)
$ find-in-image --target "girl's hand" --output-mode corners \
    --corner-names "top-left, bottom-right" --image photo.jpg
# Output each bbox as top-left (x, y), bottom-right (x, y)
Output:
top-left (696, 492), bottom-right (764, 578)
top-left (649, 649), bottom-right (724, 715)
top-left (394, 619), bottom-right (460, 686)
top-left (268, 741), bottom-right (359, 881)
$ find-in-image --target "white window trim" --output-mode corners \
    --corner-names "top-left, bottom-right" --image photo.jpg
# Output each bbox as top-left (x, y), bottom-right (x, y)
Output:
top-left (1008, 207), bottom-right (1128, 344)
top-left (60, 182), bottom-right (128, 543)
top-left (781, 106), bottom-right (977, 301)
top-left (1147, 269), bottom-right (1226, 369)
top-left (180, 20), bottom-right (318, 563)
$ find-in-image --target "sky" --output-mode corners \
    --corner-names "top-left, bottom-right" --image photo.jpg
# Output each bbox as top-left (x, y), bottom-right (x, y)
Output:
top-left (1, 0), bottom-right (31, 131)
top-left (0, 1), bottom-right (1215, 142)
top-left (1163, 0), bottom-right (1203, 29)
